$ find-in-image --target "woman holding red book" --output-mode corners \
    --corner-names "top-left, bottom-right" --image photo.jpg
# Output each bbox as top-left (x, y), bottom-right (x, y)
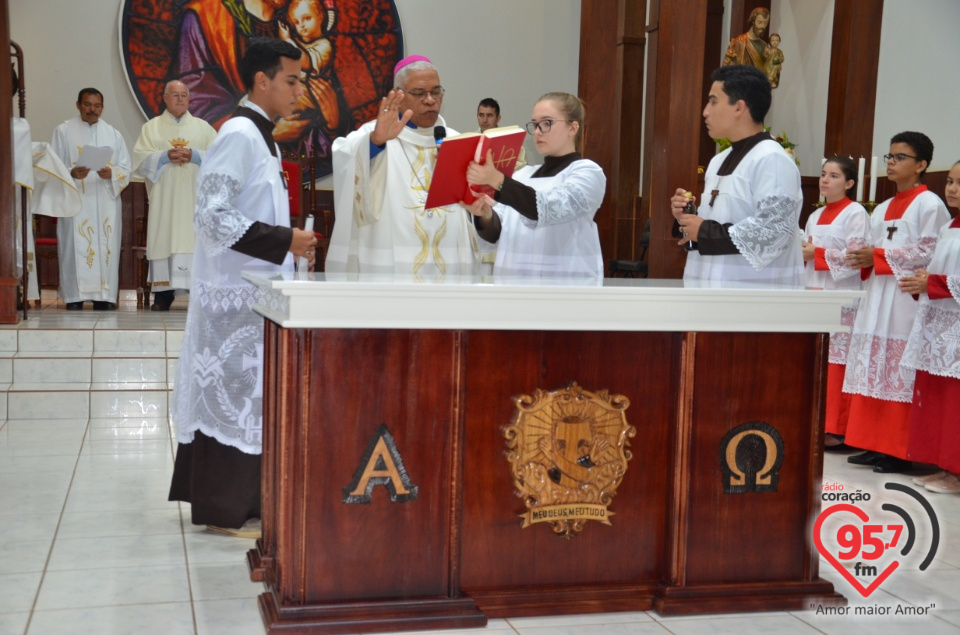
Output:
top-left (463, 92), bottom-right (606, 277)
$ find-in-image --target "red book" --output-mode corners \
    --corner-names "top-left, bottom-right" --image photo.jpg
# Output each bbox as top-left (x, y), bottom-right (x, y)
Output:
top-left (424, 125), bottom-right (526, 210)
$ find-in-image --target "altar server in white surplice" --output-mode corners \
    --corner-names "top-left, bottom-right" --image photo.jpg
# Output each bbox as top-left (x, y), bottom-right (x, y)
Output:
top-left (328, 55), bottom-right (479, 278)
top-left (841, 132), bottom-right (950, 475)
top-left (801, 156), bottom-right (869, 444)
top-left (51, 88), bottom-right (131, 310)
top-left (463, 92), bottom-right (605, 278)
top-left (671, 65), bottom-right (803, 287)
top-left (169, 38), bottom-right (318, 538)
top-left (133, 80), bottom-right (217, 311)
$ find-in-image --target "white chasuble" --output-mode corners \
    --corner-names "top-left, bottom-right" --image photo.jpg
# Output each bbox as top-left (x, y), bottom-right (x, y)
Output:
top-left (133, 110), bottom-right (216, 290)
top-left (171, 104), bottom-right (293, 455)
top-left (328, 116), bottom-right (480, 278)
top-left (482, 159), bottom-right (605, 278)
top-left (684, 141), bottom-right (804, 286)
top-left (843, 189), bottom-right (949, 402)
top-left (51, 117), bottom-right (131, 301)
top-left (903, 218), bottom-right (960, 381)
top-left (804, 199), bottom-right (870, 364)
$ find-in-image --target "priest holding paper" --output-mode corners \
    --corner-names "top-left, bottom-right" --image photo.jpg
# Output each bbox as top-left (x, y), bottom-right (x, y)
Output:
top-left (133, 81), bottom-right (217, 310)
top-left (327, 55), bottom-right (479, 277)
top-left (51, 88), bottom-right (131, 310)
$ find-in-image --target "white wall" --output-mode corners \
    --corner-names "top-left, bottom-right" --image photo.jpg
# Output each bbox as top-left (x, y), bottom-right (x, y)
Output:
top-left (874, 0), bottom-right (960, 171)
top-left (9, 0), bottom-right (581, 181)
top-left (767, 0), bottom-right (833, 177)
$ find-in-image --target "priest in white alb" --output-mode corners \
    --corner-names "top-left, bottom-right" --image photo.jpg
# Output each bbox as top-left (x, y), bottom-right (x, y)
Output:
top-left (327, 55), bottom-right (479, 278)
top-left (51, 88), bottom-right (131, 310)
top-left (133, 80), bottom-right (217, 310)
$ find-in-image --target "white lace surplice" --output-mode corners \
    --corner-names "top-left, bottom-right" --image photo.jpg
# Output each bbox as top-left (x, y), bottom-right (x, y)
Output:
top-left (480, 159), bottom-right (605, 277)
top-left (902, 221), bottom-right (960, 380)
top-left (171, 109), bottom-right (293, 454)
top-left (683, 140), bottom-right (804, 286)
top-left (842, 191), bottom-right (950, 402)
top-left (804, 200), bottom-right (870, 364)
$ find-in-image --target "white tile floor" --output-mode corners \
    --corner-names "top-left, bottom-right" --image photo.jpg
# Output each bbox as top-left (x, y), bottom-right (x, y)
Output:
top-left (2, 294), bottom-right (960, 634)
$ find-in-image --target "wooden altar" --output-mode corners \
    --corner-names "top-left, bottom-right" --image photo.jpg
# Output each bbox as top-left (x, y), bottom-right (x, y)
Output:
top-left (244, 274), bottom-right (857, 634)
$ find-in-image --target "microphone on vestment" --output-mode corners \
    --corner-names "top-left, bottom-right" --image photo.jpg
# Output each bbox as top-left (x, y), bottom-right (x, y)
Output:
top-left (434, 126), bottom-right (446, 148)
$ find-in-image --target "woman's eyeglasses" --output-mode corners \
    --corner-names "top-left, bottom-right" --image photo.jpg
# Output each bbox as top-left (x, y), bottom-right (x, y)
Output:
top-left (524, 119), bottom-right (573, 134)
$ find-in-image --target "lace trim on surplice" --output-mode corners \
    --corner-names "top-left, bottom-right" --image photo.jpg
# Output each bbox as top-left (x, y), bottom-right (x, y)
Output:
top-left (195, 172), bottom-right (254, 257)
top-left (843, 333), bottom-right (915, 402)
top-left (536, 181), bottom-right (594, 227)
top-left (902, 303), bottom-right (960, 380)
top-left (828, 305), bottom-right (858, 365)
top-left (729, 194), bottom-right (798, 271)
top-left (884, 236), bottom-right (938, 279)
top-left (825, 237), bottom-right (868, 282)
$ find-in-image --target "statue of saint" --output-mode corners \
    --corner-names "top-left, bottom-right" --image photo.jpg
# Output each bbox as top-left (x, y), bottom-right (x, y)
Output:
top-left (765, 33), bottom-right (785, 89)
top-left (723, 7), bottom-right (781, 88)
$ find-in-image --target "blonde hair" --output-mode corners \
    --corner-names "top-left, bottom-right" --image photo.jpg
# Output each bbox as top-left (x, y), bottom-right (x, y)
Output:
top-left (538, 92), bottom-right (586, 154)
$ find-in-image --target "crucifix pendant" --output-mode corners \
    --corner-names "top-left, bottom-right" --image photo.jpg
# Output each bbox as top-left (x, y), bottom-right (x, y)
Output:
top-left (709, 189), bottom-right (719, 206)
top-left (887, 225), bottom-right (898, 241)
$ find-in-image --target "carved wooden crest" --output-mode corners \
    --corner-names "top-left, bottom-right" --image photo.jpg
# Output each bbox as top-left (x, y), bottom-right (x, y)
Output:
top-left (504, 382), bottom-right (635, 538)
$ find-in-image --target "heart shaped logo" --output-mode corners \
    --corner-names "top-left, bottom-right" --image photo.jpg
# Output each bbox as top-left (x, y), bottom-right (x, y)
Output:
top-left (814, 503), bottom-right (900, 598)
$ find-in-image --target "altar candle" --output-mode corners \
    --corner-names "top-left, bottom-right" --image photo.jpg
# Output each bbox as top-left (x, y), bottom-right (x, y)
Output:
top-left (869, 155), bottom-right (878, 202)
top-left (856, 157), bottom-right (865, 202)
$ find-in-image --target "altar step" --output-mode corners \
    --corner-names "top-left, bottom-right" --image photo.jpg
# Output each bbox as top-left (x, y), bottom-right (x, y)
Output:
top-left (0, 314), bottom-right (183, 421)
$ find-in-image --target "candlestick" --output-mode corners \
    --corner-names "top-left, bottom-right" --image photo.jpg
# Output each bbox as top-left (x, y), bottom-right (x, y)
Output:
top-left (869, 155), bottom-right (878, 202)
top-left (856, 157), bottom-right (865, 202)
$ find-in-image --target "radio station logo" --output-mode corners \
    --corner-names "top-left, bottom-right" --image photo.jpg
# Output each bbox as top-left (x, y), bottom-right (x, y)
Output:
top-left (814, 482), bottom-right (940, 598)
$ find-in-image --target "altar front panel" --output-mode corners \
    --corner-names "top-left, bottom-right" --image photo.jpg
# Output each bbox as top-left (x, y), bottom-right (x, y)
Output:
top-left (298, 329), bottom-right (461, 601)
top-left (459, 330), bottom-right (676, 597)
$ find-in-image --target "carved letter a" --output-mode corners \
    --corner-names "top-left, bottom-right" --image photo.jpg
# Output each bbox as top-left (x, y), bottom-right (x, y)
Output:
top-left (342, 424), bottom-right (419, 504)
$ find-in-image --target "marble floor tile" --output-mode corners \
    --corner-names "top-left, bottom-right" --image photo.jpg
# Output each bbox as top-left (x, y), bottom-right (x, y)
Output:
top-left (0, 612), bottom-right (29, 635)
top-left (188, 561), bottom-right (263, 601)
top-left (46, 533), bottom-right (186, 571)
top-left (193, 598), bottom-right (267, 635)
top-left (26, 601), bottom-right (196, 635)
top-left (56, 507), bottom-right (183, 539)
top-left (0, 571), bottom-right (43, 614)
top-left (183, 528), bottom-right (257, 565)
top-left (0, 539), bottom-right (54, 575)
top-left (34, 564), bottom-right (191, 611)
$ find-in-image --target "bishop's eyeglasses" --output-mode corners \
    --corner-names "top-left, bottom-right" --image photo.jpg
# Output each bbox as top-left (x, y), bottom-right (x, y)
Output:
top-left (404, 87), bottom-right (445, 101)
top-left (524, 119), bottom-right (573, 134)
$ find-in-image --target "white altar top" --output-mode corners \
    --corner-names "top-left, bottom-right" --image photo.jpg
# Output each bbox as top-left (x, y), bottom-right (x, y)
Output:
top-left (243, 272), bottom-right (863, 334)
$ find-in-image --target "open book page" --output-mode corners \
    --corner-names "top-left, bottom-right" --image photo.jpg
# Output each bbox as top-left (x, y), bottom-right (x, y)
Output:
top-left (424, 126), bottom-right (526, 210)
